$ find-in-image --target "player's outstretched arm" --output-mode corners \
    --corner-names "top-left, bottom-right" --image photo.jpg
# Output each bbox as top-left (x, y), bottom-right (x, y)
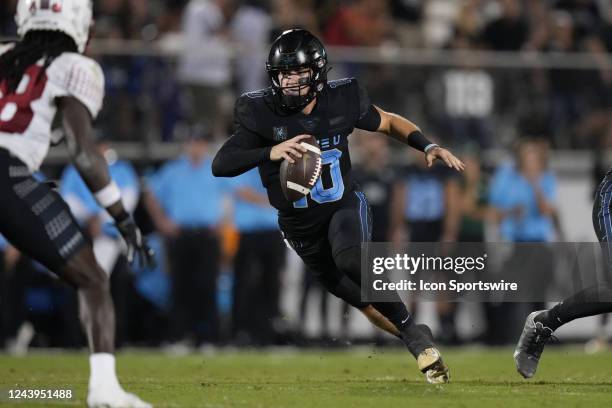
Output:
top-left (373, 106), bottom-right (465, 172)
top-left (58, 97), bottom-right (154, 267)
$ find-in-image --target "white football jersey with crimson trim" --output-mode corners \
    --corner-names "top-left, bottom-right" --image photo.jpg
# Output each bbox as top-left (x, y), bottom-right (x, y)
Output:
top-left (0, 47), bottom-right (104, 171)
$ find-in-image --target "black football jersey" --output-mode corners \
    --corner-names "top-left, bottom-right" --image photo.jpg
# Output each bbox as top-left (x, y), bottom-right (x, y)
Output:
top-left (229, 78), bottom-right (375, 236)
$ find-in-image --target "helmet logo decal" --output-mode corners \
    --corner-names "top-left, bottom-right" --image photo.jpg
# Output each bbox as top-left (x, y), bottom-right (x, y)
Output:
top-left (36, 0), bottom-right (63, 12)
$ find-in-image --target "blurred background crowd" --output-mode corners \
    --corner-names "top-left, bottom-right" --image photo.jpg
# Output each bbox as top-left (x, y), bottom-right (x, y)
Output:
top-left (1, 0), bottom-right (611, 352)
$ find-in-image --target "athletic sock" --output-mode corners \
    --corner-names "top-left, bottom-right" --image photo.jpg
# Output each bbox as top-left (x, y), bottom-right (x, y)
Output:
top-left (400, 323), bottom-right (434, 358)
top-left (535, 285), bottom-right (612, 332)
top-left (89, 353), bottom-right (120, 390)
top-left (372, 302), bottom-right (433, 357)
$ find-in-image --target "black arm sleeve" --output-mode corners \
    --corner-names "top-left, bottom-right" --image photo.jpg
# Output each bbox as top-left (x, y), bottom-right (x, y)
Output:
top-left (355, 104), bottom-right (382, 131)
top-left (354, 80), bottom-right (381, 131)
top-left (212, 130), bottom-right (271, 177)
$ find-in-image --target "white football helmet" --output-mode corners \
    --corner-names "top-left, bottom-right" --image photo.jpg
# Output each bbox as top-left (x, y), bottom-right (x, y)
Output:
top-left (15, 0), bottom-right (93, 53)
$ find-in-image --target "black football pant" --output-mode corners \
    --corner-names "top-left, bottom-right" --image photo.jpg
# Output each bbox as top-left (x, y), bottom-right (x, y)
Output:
top-left (541, 175), bottom-right (612, 330)
top-left (283, 191), bottom-right (415, 334)
top-left (232, 229), bottom-right (286, 345)
top-left (167, 228), bottom-right (220, 344)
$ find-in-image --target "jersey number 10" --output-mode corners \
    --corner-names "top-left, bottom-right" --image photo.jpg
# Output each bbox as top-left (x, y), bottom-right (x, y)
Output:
top-left (294, 148), bottom-right (345, 208)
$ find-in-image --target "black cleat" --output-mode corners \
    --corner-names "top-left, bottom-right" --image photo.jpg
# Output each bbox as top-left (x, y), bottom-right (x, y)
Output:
top-left (513, 310), bottom-right (555, 379)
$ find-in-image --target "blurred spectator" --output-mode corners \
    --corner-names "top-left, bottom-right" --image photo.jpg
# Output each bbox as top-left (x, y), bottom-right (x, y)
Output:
top-left (488, 139), bottom-right (558, 343)
top-left (422, 0), bottom-right (464, 48)
top-left (231, 3), bottom-right (272, 94)
top-left (158, 0), bottom-right (188, 36)
top-left (95, 0), bottom-right (129, 39)
top-left (457, 150), bottom-right (490, 243)
top-left (391, 0), bottom-right (424, 47)
top-left (127, 234), bottom-right (172, 346)
top-left (178, 0), bottom-right (236, 138)
top-left (97, 53), bottom-right (157, 141)
top-left (455, 150), bottom-right (500, 344)
top-left (0, 0), bottom-right (17, 36)
top-left (144, 124), bottom-right (228, 346)
top-left (390, 150), bottom-right (461, 243)
top-left (429, 33), bottom-right (494, 148)
top-left (454, 0), bottom-right (484, 40)
top-left (324, 0), bottom-right (393, 47)
top-left (125, 0), bottom-right (158, 41)
top-left (390, 149), bottom-right (461, 343)
top-left (555, 0), bottom-right (603, 40)
top-left (546, 12), bottom-right (583, 147)
top-left (391, 0), bottom-right (422, 24)
top-left (352, 133), bottom-right (396, 242)
top-left (270, 0), bottom-right (319, 40)
top-left (229, 168), bottom-right (285, 346)
top-left (3, 253), bottom-right (81, 351)
top-left (60, 136), bottom-right (140, 347)
top-left (481, 0), bottom-right (528, 51)
top-left (298, 267), bottom-right (334, 342)
top-left (489, 139), bottom-right (558, 243)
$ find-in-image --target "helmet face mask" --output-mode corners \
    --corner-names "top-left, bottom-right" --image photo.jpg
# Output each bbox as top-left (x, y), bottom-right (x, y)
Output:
top-left (15, 0), bottom-right (93, 53)
top-left (266, 29), bottom-right (329, 111)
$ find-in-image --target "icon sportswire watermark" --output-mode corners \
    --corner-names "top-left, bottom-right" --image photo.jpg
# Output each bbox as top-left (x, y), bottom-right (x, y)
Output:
top-left (361, 242), bottom-right (612, 303)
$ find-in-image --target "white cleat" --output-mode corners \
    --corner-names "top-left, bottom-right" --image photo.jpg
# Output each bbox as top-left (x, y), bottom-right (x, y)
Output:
top-left (417, 347), bottom-right (450, 384)
top-left (87, 387), bottom-right (152, 408)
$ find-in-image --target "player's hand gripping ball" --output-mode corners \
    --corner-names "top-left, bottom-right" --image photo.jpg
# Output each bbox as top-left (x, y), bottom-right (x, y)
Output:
top-left (278, 135), bottom-right (322, 202)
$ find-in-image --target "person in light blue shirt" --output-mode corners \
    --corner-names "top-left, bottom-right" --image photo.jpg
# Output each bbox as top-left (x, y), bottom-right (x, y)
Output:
top-left (229, 168), bottom-right (285, 346)
top-left (144, 124), bottom-right (228, 345)
top-left (489, 140), bottom-right (558, 242)
top-left (489, 138), bottom-right (558, 325)
top-left (0, 233), bottom-right (7, 251)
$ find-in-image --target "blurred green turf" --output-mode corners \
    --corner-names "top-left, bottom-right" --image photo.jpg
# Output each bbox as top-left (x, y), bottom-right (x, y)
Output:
top-left (1, 347), bottom-right (612, 407)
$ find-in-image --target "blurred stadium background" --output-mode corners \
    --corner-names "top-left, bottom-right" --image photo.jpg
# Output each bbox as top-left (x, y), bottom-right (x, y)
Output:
top-left (1, 0), bottom-right (612, 354)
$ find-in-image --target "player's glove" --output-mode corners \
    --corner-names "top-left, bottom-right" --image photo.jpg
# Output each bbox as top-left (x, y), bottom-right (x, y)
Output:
top-left (116, 216), bottom-right (156, 268)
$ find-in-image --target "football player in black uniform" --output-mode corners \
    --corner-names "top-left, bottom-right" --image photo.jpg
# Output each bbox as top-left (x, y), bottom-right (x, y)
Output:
top-left (213, 29), bottom-right (464, 383)
top-left (514, 171), bottom-right (612, 378)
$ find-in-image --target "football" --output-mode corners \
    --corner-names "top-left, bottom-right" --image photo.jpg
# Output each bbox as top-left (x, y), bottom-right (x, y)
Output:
top-left (279, 135), bottom-right (322, 202)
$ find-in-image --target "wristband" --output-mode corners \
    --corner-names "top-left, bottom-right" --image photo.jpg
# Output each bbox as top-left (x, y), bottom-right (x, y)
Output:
top-left (424, 143), bottom-right (440, 153)
top-left (406, 130), bottom-right (434, 152)
top-left (94, 181), bottom-right (122, 208)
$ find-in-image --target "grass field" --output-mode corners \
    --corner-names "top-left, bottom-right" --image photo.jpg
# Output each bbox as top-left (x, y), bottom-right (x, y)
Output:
top-left (1, 347), bottom-right (612, 407)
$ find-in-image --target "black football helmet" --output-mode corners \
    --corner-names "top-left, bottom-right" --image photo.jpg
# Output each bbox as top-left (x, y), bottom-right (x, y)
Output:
top-left (266, 29), bottom-right (329, 111)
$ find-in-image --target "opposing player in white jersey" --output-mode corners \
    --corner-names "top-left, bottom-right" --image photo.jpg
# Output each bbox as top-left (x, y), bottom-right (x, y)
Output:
top-left (0, 1), bottom-right (153, 407)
